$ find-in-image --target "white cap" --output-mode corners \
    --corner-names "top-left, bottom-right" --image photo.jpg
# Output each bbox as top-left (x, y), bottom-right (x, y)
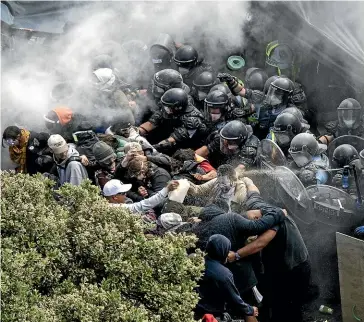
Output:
top-left (158, 213), bottom-right (183, 229)
top-left (103, 179), bottom-right (132, 197)
top-left (48, 134), bottom-right (68, 154)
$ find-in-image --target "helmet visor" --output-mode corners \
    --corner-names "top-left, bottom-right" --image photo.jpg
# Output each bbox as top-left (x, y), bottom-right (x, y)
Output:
top-left (265, 86), bottom-right (285, 106)
top-left (272, 130), bottom-right (292, 148)
top-left (152, 82), bottom-right (166, 98)
top-left (220, 137), bottom-right (240, 155)
top-left (338, 108), bottom-right (361, 129)
top-left (288, 149), bottom-right (312, 167)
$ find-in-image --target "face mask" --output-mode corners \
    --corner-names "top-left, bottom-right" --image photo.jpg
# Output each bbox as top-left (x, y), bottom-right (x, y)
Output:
top-left (179, 67), bottom-right (190, 75)
top-left (227, 144), bottom-right (239, 151)
top-left (5, 139), bottom-right (19, 146)
top-left (210, 113), bottom-right (222, 122)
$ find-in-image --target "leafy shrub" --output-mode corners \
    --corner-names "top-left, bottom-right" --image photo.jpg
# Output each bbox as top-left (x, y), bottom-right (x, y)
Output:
top-left (1, 172), bottom-right (204, 321)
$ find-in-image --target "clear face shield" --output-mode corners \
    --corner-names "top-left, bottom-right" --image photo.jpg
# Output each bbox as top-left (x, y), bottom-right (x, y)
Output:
top-left (338, 108), bottom-right (362, 129)
top-left (204, 103), bottom-right (224, 123)
top-left (272, 126), bottom-right (294, 149)
top-left (151, 81), bottom-right (166, 99)
top-left (265, 85), bottom-right (287, 107)
top-left (288, 146), bottom-right (313, 167)
top-left (219, 137), bottom-right (241, 155)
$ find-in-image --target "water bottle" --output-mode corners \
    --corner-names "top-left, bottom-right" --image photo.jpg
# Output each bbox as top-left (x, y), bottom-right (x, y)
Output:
top-left (342, 166), bottom-right (349, 189)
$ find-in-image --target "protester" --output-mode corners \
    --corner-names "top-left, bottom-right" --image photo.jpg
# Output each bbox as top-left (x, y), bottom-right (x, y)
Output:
top-left (47, 134), bottom-right (89, 186)
top-left (2, 125), bottom-right (52, 174)
top-left (195, 234), bottom-right (259, 322)
top-left (103, 179), bottom-right (179, 213)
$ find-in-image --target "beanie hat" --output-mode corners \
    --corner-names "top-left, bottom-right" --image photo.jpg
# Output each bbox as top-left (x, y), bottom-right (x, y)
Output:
top-left (48, 134), bottom-right (68, 154)
top-left (93, 141), bottom-right (116, 162)
top-left (157, 213), bottom-right (183, 230)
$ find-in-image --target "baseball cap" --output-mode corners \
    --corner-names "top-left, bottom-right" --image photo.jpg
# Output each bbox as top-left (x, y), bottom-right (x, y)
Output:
top-left (48, 134), bottom-right (68, 154)
top-left (103, 179), bottom-right (132, 197)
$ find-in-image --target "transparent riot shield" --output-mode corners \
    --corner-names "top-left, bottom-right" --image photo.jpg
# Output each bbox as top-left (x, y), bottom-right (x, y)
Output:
top-left (257, 139), bottom-right (287, 170)
top-left (275, 166), bottom-right (314, 224)
top-left (328, 135), bottom-right (364, 167)
top-left (306, 185), bottom-right (360, 228)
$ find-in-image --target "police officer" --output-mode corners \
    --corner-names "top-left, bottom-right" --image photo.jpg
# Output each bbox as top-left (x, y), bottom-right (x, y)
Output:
top-left (209, 83), bottom-right (243, 110)
top-left (288, 133), bottom-right (329, 186)
top-left (268, 109), bottom-right (311, 155)
top-left (173, 45), bottom-right (214, 88)
top-left (204, 90), bottom-right (230, 133)
top-left (150, 33), bottom-right (179, 73)
top-left (331, 144), bottom-right (363, 198)
top-left (319, 98), bottom-right (364, 145)
top-left (190, 71), bottom-right (218, 110)
top-left (138, 88), bottom-right (207, 153)
top-left (245, 68), bottom-right (268, 92)
top-left (150, 69), bottom-right (191, 102)
top-left (195, 120), bottom-right (260, 169)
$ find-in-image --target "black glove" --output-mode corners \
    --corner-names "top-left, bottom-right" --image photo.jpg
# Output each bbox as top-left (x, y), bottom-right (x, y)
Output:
top-left (217, 73), bottom-right (243, 95)
top-left (153, 140), bottom-right (176, 151)
top-left (217, 72), bottom-right (235, 84)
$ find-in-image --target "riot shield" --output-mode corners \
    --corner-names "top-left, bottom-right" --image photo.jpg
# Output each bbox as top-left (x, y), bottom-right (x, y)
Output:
top-left (306, 185), bottom-right (359, 227)
top-left (275, 166), bottom-right (314, 224)
top-left (328, 135), bottom-right (364, 167)
top-left (257, 139), bottom-right (286, 170)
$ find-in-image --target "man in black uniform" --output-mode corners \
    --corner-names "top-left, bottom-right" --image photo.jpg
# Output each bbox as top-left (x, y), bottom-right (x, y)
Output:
top-left (139, 88), bottom-right (207, 154)
top-left (190, 71), bottom-right (218, 110)
top-left (195, 120), bottom-right (260, 169)
top-left (204, 90), bottom-right (247, 135)
top-left (173, 45), bottom-right (214, 88)
top-left (319, 98), bottom-right (364, 145)
top-left (149, 33), bottom-right (179, 73)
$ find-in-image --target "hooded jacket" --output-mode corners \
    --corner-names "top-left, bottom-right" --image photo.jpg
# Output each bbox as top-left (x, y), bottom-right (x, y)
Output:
top-left (195, 234), bottom-right (254, 319)
top-left (193, 202), bottom-right (285, 294)
top-left (54, 144), bottom-right (89, 186)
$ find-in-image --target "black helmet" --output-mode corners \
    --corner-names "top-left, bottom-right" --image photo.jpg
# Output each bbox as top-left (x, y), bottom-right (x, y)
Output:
top-left (264, 75), bottom-right (280, 94)
top-left (150, 33), bottom-right (175, 71)
top-left (219, 120), bottom-right (248, 155)
top-left (272, 112), bottom-right (302, 149)
top-left (192, 71), bottom-right (217, 101)
top-left (289, 133), bottom-right (324, 167)
top-left (204, 90), bottom-right (229, 122)
top-left (209, 83), bottom-right (231, 95)
top-left (173, 45), bottom-right (198, 69)
top-left (337, 98), bottom-right (363, 130)
top-left (332, 144), bottom-right (359, 168)
top-left (161, 88), bottom-right (189, 116)
top-left (274, 112), bottom-right (302, 134)
top-left (152, 69), bottom-right (184, 99)
top-left (245, 68), bottom-right (268, 91)
top-left (265, 77), bottom-right (294, 107)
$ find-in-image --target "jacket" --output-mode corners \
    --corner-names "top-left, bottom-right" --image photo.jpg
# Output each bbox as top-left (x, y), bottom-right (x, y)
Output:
top-left (26, 131), bottom-right (52, 174)
top-left (111, 187), bottom-right (169, 213)
top-left (193, 202), bottom-right (285, 294)
top-left (196, 234), bottom-right (254, 319)
top-left (54, 144), bottom-right (89, 186)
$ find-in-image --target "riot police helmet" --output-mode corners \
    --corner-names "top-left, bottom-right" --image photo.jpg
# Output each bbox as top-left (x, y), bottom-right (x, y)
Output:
top-left (160, 88), bottom-right (189, 115)
top-left (173, 45), bottom-right (198, 69)
top-left (219, 120), bottom-right (248, 155)
top-left (152, 69), bottom-right (185, 98)
top-left (192, 71), bottom-right (217, 101)
top-left (332, 144), bottom-right (359, 168)
top-left (337, 98), bottom-right (363, 130)
top-left (265, 76), bottom-right (294, 106)
top-left (289, 133), bottom-right (325, 167)
top-left (245, 68), bottom-right (268, 91)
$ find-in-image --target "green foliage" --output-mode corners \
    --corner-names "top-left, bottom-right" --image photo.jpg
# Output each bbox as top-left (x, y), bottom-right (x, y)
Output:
top-left (1, 172), bottom-right (204, 322)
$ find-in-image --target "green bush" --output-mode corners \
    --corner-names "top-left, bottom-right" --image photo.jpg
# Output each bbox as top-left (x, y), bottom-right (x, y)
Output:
top-left (1, 172), bottom-right (204, 322)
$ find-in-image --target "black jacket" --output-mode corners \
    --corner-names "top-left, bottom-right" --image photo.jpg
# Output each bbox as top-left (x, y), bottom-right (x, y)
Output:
top-left (195, 234), bottom-right (254, 319)
top-left (193, 199), bottom-right (285, 294)
top-left (26, 131), bottom-right (53, 175)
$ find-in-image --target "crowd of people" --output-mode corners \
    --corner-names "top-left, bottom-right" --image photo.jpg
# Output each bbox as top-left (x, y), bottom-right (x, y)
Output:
top-left (2, 33), bottom-right (364, 322)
